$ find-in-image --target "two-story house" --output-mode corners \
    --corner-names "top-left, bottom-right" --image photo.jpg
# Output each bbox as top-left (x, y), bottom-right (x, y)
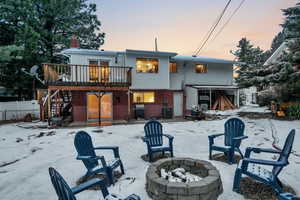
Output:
top-left (42, 42), bottom-right (237, 125)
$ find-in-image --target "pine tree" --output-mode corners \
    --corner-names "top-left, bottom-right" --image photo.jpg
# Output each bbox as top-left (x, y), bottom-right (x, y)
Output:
top-left (0, 0), bottom-right (105, 99)
top-left (248, 2), bottom-right (300, 102)
top-left (270, 32), bottom-right (285, 54)
top-left (231, 38), bottom-right (266, 88)
top-left (262, 3), bottom-right (300, 85)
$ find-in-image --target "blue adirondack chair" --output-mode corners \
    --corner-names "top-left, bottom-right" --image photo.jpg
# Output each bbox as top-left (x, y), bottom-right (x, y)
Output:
top-left (233, 129), bottom-right (296, 194)
top-left (142, 120), bottom-right (174, 162)
top-left (208, 118), bottom-right (247, 164)
top-left (49, 167), bottom-right (141, 200)
top-left (278, 193), bottom-right (300, 200)
top-left (74, 131), bottom-right (124, 186)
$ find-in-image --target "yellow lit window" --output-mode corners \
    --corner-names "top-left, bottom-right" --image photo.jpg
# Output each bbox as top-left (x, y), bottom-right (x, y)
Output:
top-left (100, 61), bottom-right (109, 82)
top-left (89, 60), bottom-right (109, 82)
top-left (136, 58), bottom-right (158, 73)
top-left (169, 62), bottom-right (177, 73)
top-left (89, 60), bottom-right (98, 81)
top-left (133, 92), bottom-right (155, 103)
top-left (195, 64), bottom-right (207, 73)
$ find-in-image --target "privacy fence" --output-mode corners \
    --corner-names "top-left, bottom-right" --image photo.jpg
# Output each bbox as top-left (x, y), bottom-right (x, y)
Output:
top-left (0, 100), bottom-right (40, 121)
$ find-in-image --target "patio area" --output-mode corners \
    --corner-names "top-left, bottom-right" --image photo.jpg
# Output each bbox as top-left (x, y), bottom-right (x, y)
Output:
top-left (0, 112), bottom-right (300, 200)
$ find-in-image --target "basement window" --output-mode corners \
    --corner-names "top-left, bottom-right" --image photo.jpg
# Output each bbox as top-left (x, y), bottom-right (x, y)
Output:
top-left (136, 58), bottom-right (158, 73)
top-left (133, 92), bottom-right (155, 103)
top-left (169, 62), bottom-right (177, 73)
top-left (195, 64), bottom-right (207, 73)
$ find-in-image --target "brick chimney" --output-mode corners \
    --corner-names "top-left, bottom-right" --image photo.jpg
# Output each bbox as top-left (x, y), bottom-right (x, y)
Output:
top-left (70, 35), bottom-right (80, 48)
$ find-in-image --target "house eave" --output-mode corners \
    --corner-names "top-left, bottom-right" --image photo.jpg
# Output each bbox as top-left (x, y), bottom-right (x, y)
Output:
top-left (61, 48), bottom-right (123, 56)
top-left (125, 49), bottom-right (177, 57)
top-left (171, 55), bottom-right (236, 64)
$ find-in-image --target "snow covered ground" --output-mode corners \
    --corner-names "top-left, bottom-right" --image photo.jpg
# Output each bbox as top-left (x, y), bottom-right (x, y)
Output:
top-left (0, 113), bottom-right (299, 200)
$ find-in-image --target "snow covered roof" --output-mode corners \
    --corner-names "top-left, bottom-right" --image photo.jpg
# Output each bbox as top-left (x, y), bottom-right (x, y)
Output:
top-left (263, 42), bottom-right (288, 66)
top-left (125, 49), bottom-right (177, 57)
top-left (59, 48), bottom-right (234, 64)
top-left (171, 55), bottom-right (235, 64)
top-left (191, 85), bottom-right (238, 90)
top-left (60, 48), bottom-right (122, 56)
top-left (60, 48), bottom-right (178, 57)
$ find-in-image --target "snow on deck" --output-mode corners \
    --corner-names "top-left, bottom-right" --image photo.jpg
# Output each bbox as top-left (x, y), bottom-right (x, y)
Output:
top-left (0, 115), bottom-right (299, 199)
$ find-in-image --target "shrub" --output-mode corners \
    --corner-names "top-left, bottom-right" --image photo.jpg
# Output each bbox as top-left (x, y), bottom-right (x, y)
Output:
top-left (286, 103), bottom-right (300, 119)
top-left (257, 92), bottom-right (274, 106)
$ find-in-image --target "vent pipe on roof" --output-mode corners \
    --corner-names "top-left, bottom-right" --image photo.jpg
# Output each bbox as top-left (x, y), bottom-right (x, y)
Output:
top-left (155, 37), bottom-right (158, 52)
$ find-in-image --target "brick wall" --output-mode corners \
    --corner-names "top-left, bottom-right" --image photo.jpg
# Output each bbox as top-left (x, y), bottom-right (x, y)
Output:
top-left (131, 90), bottom-right (175, 119)
top-left (71, 91), bottom-right (87, 121)
top-left (113, 91), bottom-right (128, 120)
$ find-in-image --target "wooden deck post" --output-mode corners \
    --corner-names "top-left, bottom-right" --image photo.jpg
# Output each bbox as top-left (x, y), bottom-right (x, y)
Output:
top-left (47, 89), bottom-right (51, 125)
top-left (127, 90), bottom-right (131, 120)
top-left (209, 89), bottom-right (212, 109)
top-left (236, 89), bottom-right (240, 108)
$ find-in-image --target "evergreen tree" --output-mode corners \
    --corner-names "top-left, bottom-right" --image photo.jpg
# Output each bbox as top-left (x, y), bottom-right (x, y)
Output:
top-left (243, 2), bottom-right (300, 102)
top-left (0, 0), bottom-right (105, 100)
top-left (270, 31), bottom-right (285, 54)
top-left (231, 38), bottom-right (266, 88)
top-left (258, 3), bottom-right (300, 86)
top-left (282, 3), bottom-right (300, 39)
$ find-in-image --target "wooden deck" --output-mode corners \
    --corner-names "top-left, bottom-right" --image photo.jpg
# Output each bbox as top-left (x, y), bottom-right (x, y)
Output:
top-left (43, 63), bottom-right (132, 88)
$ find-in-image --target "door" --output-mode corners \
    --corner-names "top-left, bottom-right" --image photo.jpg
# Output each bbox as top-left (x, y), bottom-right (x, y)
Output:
top-left (87, 93), bottom-right (113, 123)
top-left (100, 61), bottom-right (109, 83)
top-left (173, 93), bottom-right (183, 117)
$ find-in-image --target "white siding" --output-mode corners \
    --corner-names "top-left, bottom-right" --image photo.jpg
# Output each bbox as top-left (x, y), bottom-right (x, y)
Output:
top-left (186, 87), bottom-right (198, 110)
top-left (126, 54), bottom-right (170, 89)
top-left (66, 51), bottom-right (234, 90)
top-left (170, 62), bottom-right (233, 90)
top-left (67, 54), bottom-right (125, 82)
top-left (170, 63), bottom-right (184, 90)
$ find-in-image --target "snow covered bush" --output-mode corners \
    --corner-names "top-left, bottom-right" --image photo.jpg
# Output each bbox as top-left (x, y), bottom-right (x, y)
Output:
top-left (191, 105), bottom-right (200, 112)
top-left (286, 103), bottom-right (300, 119)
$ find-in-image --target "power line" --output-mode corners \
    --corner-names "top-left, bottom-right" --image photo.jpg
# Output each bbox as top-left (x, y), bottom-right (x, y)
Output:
top-left (193, 0), bottom-right (232, 56)
top-left (210, 0), bottom-right (246, 43)
top-left (193, 11), bottom-right (224, 56)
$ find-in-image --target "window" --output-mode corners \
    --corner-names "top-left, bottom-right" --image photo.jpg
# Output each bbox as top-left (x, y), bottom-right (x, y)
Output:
top-left (136, 58), bottom-right (158, 73)
top-left (169, 62), bottom-right (177, 73)
top-left (89, 60), bottom-right (98, 81)
top-left (195, 64), bottom-right (207, 73)
top-left (89, 60), bottom-right (109, 82)
top-left (133, 92), bottom-right (155, 103)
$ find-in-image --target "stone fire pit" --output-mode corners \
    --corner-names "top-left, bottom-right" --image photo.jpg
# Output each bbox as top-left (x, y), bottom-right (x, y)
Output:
top-left (146, 158), bottom-right (223, 200)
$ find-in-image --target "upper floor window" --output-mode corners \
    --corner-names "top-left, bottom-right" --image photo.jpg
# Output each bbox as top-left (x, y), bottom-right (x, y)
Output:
top-left (133, 92), bottom-right (155, 103)
top-left (89, 60), bottom-right (109, 82)
top-left (169, 62), bottom-right (177, 73)
top-left (136, 58), bottom-right (158, 73)
top-left (195, 64), bottom-right (207, 73)
top-left (89, 60), bottom-right (98, 81)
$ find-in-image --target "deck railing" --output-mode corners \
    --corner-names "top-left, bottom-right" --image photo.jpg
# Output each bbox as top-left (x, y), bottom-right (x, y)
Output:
top-left (43, 63), bottom-right (132, 87)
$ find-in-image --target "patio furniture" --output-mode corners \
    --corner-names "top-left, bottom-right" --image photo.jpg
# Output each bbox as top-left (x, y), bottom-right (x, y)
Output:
top-left (233, 129), bottom-right (296, 194)
top-left (48, 167), bottom-right (141, 200)
top-left (278, 193), bottom-right (300, 200)
top-left (74, 131), bottom-right (124, 186)
top-left (208, 118), bottom-right (247, 164)
top-left (142, 120), bottom-right (174, 162)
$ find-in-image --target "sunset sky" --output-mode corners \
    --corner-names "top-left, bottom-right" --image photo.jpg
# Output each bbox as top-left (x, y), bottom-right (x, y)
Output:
top-left (91, 0), bottom-right (298, 59)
